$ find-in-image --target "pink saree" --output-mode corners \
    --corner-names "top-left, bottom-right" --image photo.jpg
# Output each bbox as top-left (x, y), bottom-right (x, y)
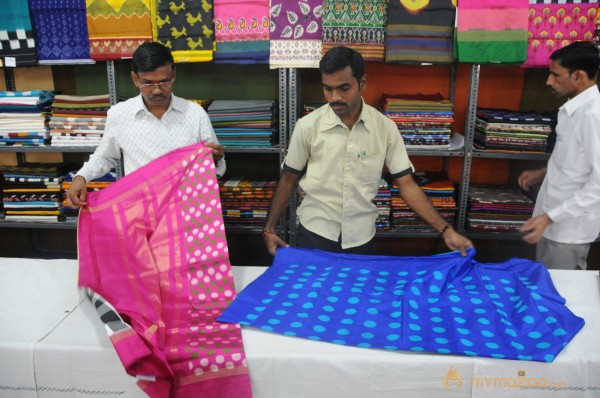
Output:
top-left (78, 142), bottom-right (252, 398)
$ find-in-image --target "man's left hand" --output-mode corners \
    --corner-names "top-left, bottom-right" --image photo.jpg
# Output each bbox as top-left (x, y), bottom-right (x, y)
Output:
top-left (205, 142), bottom-right (224, 164)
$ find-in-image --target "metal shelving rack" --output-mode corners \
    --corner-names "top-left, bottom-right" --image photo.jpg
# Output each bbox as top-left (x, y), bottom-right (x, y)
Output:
top-left (0, 63), bottom-right (290, 236)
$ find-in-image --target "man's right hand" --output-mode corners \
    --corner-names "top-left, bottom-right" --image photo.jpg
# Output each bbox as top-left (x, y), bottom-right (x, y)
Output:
top-left (65, 175), bottom-right (88, 207)
top-left (263, 230), bottom-right (290, 256)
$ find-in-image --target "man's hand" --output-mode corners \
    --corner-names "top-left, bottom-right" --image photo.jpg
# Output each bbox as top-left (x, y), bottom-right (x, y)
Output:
top-left (65, 175), bottom-right (88, 207)
top-left (205, 142), bottom-right (224, 165)
top-left (263, 231), bottom-right (290, 256)
top-left (442, 227), bottom-right (474, 256)
top-left (519, 213), bottom-right (552, 244)
top-left (518, 168), bottom-right (546, 192)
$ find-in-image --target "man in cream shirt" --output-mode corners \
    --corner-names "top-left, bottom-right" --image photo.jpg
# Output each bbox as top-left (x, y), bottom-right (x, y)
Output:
top-left (263, 46), bottom-right (472, 256)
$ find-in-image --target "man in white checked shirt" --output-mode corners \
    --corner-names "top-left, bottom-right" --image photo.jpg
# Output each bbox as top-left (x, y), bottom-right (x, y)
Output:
top-left (66, 42), bottom-right (225, 207)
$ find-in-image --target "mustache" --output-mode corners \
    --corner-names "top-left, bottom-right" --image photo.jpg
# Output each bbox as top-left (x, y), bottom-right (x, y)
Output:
top-left (329, 102), bottom-right (347, 107)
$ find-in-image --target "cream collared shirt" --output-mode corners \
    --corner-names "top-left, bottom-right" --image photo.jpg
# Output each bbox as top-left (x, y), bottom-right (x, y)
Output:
top-left (77, 94), bottom-right (225, 182)
top-left (284, 101), bottom-right (413, 248)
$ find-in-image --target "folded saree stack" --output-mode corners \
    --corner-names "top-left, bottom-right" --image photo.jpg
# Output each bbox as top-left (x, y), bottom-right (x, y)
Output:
top-left (466, 185), bottom-right (534, 232)
top-left (49, 94), bottom-right (109, 147)
top-left (208, 100), bottom-right (278, 147)
top-left (0, 91), bottom-right (54, 147)
top-left (219, 176), bottom-right (277, 227)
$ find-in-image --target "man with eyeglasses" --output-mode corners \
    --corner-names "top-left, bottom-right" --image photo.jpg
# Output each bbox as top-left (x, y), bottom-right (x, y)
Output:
top-left (66, 42), bottom-right (225, 207)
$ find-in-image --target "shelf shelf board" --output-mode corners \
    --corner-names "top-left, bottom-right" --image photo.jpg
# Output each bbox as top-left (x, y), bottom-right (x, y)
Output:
top-left (224, 146), bottom-right (283, 154)
top-left (0, 220), bottom-right (77, 229)
top-left (465, 231), bottom-right (525, 240)
top-left (407, 149), bottom-right (464, 157)
top-left (375, 229), bottom-right (439, 238)
top-left (0, 146), bottom-right (97, 153)
top-left (471, 150), bottom-right (551, 160)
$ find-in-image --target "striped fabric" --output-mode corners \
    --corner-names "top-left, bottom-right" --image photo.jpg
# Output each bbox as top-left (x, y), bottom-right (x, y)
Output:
top-left (386, 0), bottom-right (456, 64)
top-left (457, 0), bottom-right (530, 64)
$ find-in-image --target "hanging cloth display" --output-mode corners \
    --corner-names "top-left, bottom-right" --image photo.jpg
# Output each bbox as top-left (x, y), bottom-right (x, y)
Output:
top-left (0, 0), bottom-right (37, 67)
top-left (269, 0), bottom-right (323, 68)
top-left (28, 0), bottom-right (93, 65)
top-left (151, 0), bottom-right (215, 62)
top-left (213, 0), bottom-right (270, 63)
top-left (456, 0), bottom-right (529, 64)
top-left (78, 142), bottom-right (253, 398)
top-left (523, 0), bottom-right (598, 68)
top-left (86, 0), bottom-right (153, 60)
top-left (219, 247), bottom-right (584, 363)
top-left (385, 0), bottom-right (456, 65)
top-left (321, 0), bottom-right (388, 62)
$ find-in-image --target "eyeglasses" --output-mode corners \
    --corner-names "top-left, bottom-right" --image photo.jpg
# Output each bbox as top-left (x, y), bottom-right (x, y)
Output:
top-left (138, 79), bottom-right (174, 90)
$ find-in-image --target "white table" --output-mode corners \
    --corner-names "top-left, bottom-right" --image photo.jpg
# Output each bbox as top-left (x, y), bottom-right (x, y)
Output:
top-left (0, 258), bottom-right (598, 398)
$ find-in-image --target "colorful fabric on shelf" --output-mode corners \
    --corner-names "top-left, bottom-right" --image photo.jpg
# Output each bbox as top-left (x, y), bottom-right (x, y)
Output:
top-left (219, 247), bottom-right (584, 363)
top-left (213, 0), bottom-right (270, 63)
top-left (86, 0), bottom-right (153, 60)
top-left (0, 0), bottom-right (37, 67)
top-left (152, 0), bottom-right (215, 62)
top-left (78, 142), bottom-right (252, 398)
top-left (269, 0), bottom-right (323, 68)
top-left (386, 0), bottom-right (456, 64)
top-left (28, 0), bottom-right (93, 64)
top-left (321, 0), bottom-right (388, 62)
top-left (523, 1), bottom-right (598, 68)
top-left (456, 0), bottom-right (530, 64)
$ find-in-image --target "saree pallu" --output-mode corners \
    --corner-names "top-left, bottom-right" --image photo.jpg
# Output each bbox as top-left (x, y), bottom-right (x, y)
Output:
top-left (456, 0), bottom-right (529, 64)
top-left (28, 0), bottom-right (93, 65)
top-left (0, 0), bottom-right (37, 67)
top-left (523, 1), bottom-right (598, 68)
top-left (219, 247), bottom-right (584, 363)
top-left (78, 142), bottom-right (252, 398)
top-left (386, 0), bottom-right (456, 65)
top-left (269, 0), bottom-right (323, 68)
top-left (86, 0), bottom-right (153, 60)
top-left (151, 0), bottom-right (215, 63)
top-left (321, 0), bottom-right (388, 62)
top-left (213, 0), bottom-right (270, 63)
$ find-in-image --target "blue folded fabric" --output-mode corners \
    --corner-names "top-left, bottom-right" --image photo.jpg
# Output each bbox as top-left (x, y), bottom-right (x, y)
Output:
top-left (219, 247), bottom-right (584, 362)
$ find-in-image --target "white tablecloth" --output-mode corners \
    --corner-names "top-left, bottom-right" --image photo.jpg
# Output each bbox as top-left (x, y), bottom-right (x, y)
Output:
top-left (0, 258), bottom-right (598, 398)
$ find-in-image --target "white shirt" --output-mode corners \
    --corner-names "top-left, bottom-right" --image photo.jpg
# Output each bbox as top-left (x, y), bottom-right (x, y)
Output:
top-left (76, 94), bottom-right (225, 182)
top-left (533, 85), bottom-right (600, 243)
top-left (285, 101), bottom-right (413, 248)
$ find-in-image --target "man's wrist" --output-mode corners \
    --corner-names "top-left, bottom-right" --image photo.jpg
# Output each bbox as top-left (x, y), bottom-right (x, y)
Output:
top-left (73, 175), bottom-right (87, 184)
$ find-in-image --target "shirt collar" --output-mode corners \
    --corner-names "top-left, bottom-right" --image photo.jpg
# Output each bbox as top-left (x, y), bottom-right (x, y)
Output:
top-left (561, 85), bottom-right (600, 116)
top-left (133, 93), bottom-right (184, 117)
top-left (322, 98), bottom-right (369, 132)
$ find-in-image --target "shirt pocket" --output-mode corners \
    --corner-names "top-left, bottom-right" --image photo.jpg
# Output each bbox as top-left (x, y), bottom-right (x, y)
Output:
top-left (357, 157), bottom-right (384, 184)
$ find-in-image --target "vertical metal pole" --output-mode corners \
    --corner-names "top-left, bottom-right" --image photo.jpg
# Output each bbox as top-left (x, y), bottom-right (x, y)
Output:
top-left (106, 61), bottom-right (124, 177)
top-left (457, 64), bottom-right (480, 233)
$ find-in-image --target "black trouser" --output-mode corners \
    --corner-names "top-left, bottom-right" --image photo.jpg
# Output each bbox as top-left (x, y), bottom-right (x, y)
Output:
top-left (296, 223), bottom-right (374, 255)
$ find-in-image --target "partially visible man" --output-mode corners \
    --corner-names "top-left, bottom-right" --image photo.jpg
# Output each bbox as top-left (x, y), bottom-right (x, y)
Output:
top-left (519, 41), bottom-right (600, 269)
top-left (263, 46), bottom-right (473, 256)
top-left (66, 42), bottom-right (225, 207)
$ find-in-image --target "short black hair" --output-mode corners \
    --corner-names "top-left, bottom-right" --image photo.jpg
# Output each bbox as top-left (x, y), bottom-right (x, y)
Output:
top-left (319, 46), bottom-right (364, 83)
top-left (131, 42), bottom-right (175, 74)
top-left (550, 41), bottom-right (600, 80)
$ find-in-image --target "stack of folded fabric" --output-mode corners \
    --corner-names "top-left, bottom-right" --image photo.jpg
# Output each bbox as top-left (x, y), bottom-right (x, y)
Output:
top-left (59, 171), bottom-right (118, 221)
top-left (466, 185), bottom-right (534, 232)
top-left (49, 94), bottom-right (109, 147)
top-left (474, 108), bottom-right (554, 153)
top-left (218, 176), bottom-right (276, 228)
top-left (0, 91), bottom-right (54, 146)
top-left (390, 172), bottom-right (456, 232)
top-left (0, 163), bottom-right (73, 222)
top-left (207, 100), bottom-right (278, 147)
top-left (381, 93), bottom-right (453, 149)
top-left (373, 178), bottom-right (391, 230)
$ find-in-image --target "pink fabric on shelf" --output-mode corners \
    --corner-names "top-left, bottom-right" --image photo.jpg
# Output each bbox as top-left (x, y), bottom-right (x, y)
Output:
top-left (523, 2), bottom-right (598, 68)
top-left (78, 142), bottom-right (252, 398)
